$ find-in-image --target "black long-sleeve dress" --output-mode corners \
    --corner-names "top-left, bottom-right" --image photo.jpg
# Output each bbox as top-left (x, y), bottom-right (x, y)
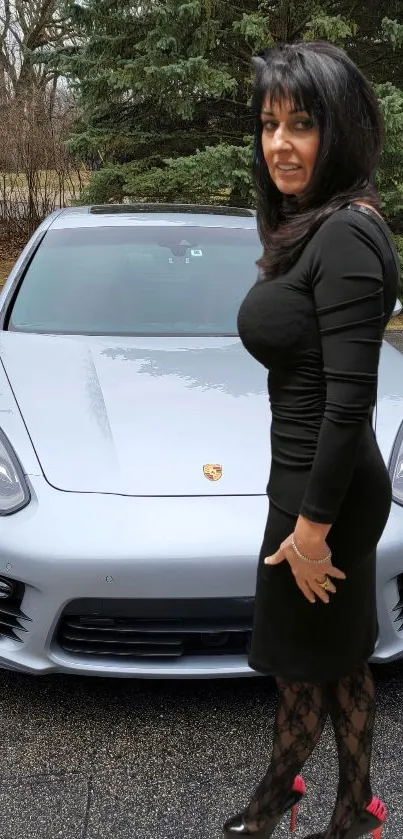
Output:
top-left (237, 205), bottom-right (399, 682)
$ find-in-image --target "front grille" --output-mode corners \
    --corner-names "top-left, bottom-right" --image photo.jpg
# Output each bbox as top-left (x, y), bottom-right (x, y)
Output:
top-left (0, 579), bottom-right (30, 642)
top-left (56, 598), bottom-right (253, 660)
top-left (393, 575), bottom-right (403, 632)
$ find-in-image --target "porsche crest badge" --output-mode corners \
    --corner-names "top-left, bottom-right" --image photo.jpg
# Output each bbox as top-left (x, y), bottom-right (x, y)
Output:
top-left (203, 464), bottom-right (223, 482)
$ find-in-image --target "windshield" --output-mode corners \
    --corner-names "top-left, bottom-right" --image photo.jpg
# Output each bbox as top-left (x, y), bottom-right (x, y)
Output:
top-left (8, 224), bottom-right (261, 336)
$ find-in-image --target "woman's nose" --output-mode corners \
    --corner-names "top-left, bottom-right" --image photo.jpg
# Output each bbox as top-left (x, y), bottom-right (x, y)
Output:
top-left (271, 126), bottom-right (292, 150)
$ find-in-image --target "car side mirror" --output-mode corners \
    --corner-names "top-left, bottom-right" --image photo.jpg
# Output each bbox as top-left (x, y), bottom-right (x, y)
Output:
top-left (391, 299), bottom-right (402, 318)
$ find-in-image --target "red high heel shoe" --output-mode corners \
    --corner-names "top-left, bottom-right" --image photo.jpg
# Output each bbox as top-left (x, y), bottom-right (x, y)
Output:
top-left (223, 775), bottom-right (306, 837)
top-left (304, 796), bottom-right (387, 839)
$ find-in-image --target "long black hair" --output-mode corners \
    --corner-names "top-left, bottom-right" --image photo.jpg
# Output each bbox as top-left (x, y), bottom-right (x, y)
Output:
top-left (252, 41), bottom-right (383, 278)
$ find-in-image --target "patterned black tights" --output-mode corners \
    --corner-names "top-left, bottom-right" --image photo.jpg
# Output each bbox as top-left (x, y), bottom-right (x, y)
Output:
top-left (243, 663), bottom-right (375, 838)
top-left (324, 664), bottom-right (375, 838)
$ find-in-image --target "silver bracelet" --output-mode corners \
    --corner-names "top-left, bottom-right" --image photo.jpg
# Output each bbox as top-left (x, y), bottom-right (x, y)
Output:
top-left (291, 535), bottom-right (332, 565)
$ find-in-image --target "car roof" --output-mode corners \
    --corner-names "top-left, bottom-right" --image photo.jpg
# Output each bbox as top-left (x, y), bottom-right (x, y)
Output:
top-left (49, 204), bottom-right (257, 231)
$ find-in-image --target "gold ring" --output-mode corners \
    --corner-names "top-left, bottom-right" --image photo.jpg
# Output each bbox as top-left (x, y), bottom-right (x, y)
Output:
top-left (317, 576), bottom-right (333, 592)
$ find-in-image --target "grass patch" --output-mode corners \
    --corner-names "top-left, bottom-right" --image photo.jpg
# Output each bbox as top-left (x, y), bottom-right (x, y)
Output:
top-left (0, 169), bottom-right (90, 195)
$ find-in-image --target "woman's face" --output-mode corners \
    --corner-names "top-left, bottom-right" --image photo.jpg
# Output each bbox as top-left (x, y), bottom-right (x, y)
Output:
top-left (260, 96), bottom-right (320, 195)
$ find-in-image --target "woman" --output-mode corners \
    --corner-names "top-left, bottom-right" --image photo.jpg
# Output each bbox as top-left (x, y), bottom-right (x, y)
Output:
top-left (223, 41), bottom-right (399, 839)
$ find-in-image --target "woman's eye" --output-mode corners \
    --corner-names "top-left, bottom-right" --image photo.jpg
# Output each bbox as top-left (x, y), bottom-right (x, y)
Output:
top-left (296, 119), bottom-right (314, 129)
top-left (262, 118), bottom-right (313, 132)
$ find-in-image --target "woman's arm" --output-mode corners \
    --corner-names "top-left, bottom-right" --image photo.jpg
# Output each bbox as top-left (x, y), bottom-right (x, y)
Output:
top-left (298, 213), bottom-right (386, 526)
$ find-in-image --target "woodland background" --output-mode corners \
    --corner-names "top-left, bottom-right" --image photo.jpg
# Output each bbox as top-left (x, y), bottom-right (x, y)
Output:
top-left (0, 1), bottom-right (402, 290)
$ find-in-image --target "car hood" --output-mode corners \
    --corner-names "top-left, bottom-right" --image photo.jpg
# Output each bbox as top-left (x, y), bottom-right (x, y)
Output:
top-left (0, 333), bottom-right (269, 495)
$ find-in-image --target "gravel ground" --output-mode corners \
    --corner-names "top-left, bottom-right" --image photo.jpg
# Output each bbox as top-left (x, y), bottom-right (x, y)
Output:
top-left (385, 330), bottom-right (403, 352)
top-left (0, 663), bottom-right (401, 839)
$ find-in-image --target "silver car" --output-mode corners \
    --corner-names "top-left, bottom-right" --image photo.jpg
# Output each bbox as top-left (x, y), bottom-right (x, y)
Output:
top-left (0, 204), bottom-right (402, 679)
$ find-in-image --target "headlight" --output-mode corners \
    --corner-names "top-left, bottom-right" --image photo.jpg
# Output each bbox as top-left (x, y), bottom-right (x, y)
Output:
top-left (390, 423), bottom-right (403, 506)
top-left (0, 430), bottom-right (30, 515)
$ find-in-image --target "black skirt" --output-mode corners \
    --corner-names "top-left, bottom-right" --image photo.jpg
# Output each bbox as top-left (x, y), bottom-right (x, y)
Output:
top-left (248, 479), bottom-right (391, 683)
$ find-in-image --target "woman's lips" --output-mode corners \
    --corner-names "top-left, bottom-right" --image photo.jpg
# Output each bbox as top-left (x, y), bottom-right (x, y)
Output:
top-left (276, 165), bottom-right (301, 172)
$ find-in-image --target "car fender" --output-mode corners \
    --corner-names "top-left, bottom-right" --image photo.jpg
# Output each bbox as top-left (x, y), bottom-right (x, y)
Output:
top-left (0, 355), bottom-right (42, 477)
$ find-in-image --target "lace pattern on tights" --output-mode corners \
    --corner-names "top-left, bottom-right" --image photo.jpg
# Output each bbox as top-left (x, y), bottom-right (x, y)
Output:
top-left (243, 664), bottom-right (375, 839)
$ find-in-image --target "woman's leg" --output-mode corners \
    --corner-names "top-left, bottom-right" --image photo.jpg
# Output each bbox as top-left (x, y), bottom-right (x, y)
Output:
top-left (323, 662), bottom-right (375, 839)
top-left (243, 677), bottom-right (329, 831)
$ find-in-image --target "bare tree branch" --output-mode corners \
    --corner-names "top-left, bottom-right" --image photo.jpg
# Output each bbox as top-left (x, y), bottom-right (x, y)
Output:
top-left (0, 0), bottom-right (73, 99)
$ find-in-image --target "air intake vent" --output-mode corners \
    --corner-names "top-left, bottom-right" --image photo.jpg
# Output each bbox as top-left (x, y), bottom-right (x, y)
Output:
top-left (56, 598), bottom-right (253, 661)
top-left (393, 575), bottom-right (403, 632)
top-left (0, 578), bottom-right (30, 642)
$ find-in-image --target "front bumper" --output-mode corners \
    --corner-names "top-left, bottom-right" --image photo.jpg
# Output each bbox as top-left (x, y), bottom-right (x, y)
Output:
top-left (0, 477), bottom-right (267, 678)
top-left (0, 478), bottom-right (402, 678)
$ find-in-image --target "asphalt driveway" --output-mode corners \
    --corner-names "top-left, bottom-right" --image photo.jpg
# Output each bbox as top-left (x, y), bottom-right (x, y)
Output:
top-left (0, 663), bottom-right (401, 839)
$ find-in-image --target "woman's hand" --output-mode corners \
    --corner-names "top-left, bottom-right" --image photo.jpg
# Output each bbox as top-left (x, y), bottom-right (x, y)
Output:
top-left (264, 532), bottom-right (346, 604)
